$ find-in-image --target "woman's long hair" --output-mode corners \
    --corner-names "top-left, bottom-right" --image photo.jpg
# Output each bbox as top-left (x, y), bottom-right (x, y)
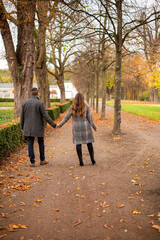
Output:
top-left (71, 93), bottom-right (85, 117)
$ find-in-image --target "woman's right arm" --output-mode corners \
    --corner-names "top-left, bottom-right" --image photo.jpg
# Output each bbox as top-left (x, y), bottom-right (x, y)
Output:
top-left (58, 107), bottom-right (72, 127)
top-left (86, 105), bottom-right (97, 131)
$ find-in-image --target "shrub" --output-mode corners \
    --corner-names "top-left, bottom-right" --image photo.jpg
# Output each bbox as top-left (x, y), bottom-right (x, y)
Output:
top-left (47, 106), bottom-right (60, 120)
top-left (50, 98), bottom-right (71, 102)
top-left (59, 101), bottom-right (71, 113)
top-left (0, 120), bottom-right (25, 161)
top-left (0, 98), bottom-right (14, 102)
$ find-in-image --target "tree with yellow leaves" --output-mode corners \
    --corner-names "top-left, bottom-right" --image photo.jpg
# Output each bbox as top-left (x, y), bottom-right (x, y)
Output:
top-left (148, 63), bottom-right (160, 89)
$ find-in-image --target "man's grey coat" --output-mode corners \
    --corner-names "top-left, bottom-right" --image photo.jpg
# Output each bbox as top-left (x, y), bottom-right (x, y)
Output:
top-left (21, 96), bottom-right (56, 137)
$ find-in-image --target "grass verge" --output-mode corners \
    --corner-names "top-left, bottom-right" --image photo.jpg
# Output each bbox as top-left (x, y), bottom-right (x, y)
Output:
top-left (106, 102), bottom-right (160, 122)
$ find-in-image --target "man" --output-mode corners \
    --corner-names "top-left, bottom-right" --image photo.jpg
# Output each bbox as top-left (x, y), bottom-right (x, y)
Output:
top-left (21, 87), bottom-right (56, 167)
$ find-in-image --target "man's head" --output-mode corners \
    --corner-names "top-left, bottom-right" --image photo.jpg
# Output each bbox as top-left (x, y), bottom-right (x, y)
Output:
top-left (31, 88), bottom-right (38, 96)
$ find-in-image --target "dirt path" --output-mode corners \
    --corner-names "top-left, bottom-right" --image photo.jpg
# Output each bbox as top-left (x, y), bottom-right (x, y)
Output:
top-left (0, 106), bottom-right (160, 240)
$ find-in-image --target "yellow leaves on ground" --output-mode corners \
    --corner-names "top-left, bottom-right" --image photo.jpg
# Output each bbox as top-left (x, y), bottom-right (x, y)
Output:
top-left (100, 202), bottom-right (109, 208)
top-left (9, 224), bottom-right (28, 231)
top-left (55, 208), bottom-right (60, 212)
top-left (76, 194), bottom-right (86, 199)
top-left (131, 209), bottom-right (142, 215)
top-left (36, 199), bottom-right (43, 203)
top-left (116, 204), bottom-right (125, 208)
top-left (152, 225), bottom-right (160, 232)
top-left (104, 224), bottom-right (116, 230)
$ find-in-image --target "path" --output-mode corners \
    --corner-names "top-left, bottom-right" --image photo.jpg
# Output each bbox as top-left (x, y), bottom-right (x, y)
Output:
top-left (0, 106), bottom-right (160, 240)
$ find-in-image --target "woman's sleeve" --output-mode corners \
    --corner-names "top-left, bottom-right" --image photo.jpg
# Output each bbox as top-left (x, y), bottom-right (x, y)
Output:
top-left (58, 106), bottom-right (72, 127)
top-left (86, 105), bottom-right (97, 130)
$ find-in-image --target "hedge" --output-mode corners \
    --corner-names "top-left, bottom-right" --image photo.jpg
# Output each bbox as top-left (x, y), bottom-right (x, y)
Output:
top-left (0, 100), bottom-right (73, 160)
top-left (47, 106), bottom-right (60, 120)
top-left (0, 120), bottom-right (25, 161)
top-left (0, 98), bottom-right (14, 102)
top-left (59, 101), bottom-right (72, 113)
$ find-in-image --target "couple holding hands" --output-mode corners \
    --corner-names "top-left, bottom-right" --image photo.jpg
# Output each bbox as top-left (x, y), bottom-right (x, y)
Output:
top-left (21, 88), bottom-right (97, 167)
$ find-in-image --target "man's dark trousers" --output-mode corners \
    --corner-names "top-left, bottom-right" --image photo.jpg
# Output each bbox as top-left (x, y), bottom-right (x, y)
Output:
top-left (28, 137), bottom-right (45, 163)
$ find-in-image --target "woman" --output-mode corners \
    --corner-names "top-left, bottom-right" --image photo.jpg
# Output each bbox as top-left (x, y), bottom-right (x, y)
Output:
top-left (58, 93), bottom-right (97, 166)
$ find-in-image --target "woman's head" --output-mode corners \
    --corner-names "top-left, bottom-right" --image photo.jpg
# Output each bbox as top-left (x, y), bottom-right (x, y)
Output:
top-left (71, 93), bottom-right (85, 117)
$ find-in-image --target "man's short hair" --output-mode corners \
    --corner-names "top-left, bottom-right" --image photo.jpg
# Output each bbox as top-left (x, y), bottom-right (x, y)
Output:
top-left (31, 88), bottom-right (38, 96)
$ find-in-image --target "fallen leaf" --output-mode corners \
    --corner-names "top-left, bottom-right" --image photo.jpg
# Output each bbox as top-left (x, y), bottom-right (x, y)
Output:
top-left (0, 234), bottom-right (7, 239)
top-left (116, 204), bottom-right (125, 208)
top-left (55, 208), bottom-right (60, 212)
top-left (20, 202), bottom-right (25, 206)
top-left (0, 226), bottom-right (7, 230)
top-left (36, 199), bottom-right (43, 203)
top-left (152, 225), bottom-right (160, 232)
top-left (104, 224), bottom-right (111, 230)
top-left (131, 210), bottom-right (142, 215)
top-left (72, 219), bottom-right (81, 227)
top-left (147, 214), bottom-right (154, 217)
top-left (120, 219), bottom-right (126, 222)
top-left (33, 203), bottom-right (39, 207)
top-left (76, 194), bottom-right (86, 198)
top-left (137, 225), bottom-right (142, 230)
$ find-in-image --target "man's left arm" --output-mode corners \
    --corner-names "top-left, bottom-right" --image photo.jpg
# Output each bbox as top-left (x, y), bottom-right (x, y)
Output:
top-left (20, 104), bottom-right (24, 130)
top-left (40, 102), bottom-right (57, 128)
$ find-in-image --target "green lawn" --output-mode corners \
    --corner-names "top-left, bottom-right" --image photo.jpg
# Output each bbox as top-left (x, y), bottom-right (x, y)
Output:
top-left (106, 102), bottom-right (160, 122)
top-left (0, 102), bottom-right (60, 125)
top-left (0, 102), bottom-right (59, 108)
top-left (0, 102), bottom-right (14, 107)
top-left (0, 109), bottom-right (14, 124)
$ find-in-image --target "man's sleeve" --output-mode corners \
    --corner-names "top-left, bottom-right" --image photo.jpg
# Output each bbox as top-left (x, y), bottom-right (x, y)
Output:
top-left (20, 104), bottom-right (24, 130)
top-left (40, 102), bottom-right (57, 128)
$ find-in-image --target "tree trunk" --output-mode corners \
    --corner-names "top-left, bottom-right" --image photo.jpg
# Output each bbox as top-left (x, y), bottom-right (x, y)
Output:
top-left (113, 0), bottom-right (122, 134)
top-left (150, 87), bottom-right (154, 102)
top-left (34, 0), bottom-right (50, 108)
top-left (34, 33), bottom-right (50, 107)
top-left (101, 65), bottom-right (107, 120)
top-left (154, 88), bottom-right (158, 103)
top-left (58, 75), bottom-right (66, 103)
top-left (96, 69), bottom-right (99, 113)
top-left (100, 14), bottom-right (107, 120)
top-left (35, 65), bottom-right (50, 107)
top-left (0, 0), bottom-right (36, 118)
top-left (92, 76), bottom-right (95, 110)
top-left (86, 86), bottom-right (90, 104)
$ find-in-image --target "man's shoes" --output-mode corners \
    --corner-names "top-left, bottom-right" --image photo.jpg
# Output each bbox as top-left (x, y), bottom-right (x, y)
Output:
top-left (40, 160), bottom-right (49, 165)
top-left (79, 161), bottom-right (84, 167)
top-left (91, 160), bottom-right (96, 165)
top-left (30, 163), bottom-right (36, 167)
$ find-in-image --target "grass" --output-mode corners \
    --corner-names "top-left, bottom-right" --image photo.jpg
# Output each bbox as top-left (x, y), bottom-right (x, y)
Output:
top-left (106, 102), bottom-right (160, 122)
top-left (0, 102), bottom-right (60, 107)
top-left (0, 102), bottom-right (60, 125)
top-left (0, 109), bottom-right (14, 124)
top-left (0, 102), bottom-right (14, 107)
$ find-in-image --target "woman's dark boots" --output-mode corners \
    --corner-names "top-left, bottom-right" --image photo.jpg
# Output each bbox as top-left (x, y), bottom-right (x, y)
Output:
top-left (76, 144), bottom-right (84, 166)
top-left (87, 143), bottom-right (96, 165)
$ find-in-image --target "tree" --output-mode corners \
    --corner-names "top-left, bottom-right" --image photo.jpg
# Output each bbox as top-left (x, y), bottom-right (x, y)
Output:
top-left (139, 8), bottom-right (160, 102)
top-left (62, 0), bottom-right (160, 134)
top-left (34, 0), bottom-right (58, 107)
top-left (122, 54), bottom-right (149, 100)
top-left (0, 0), bottom-right (36, 117)
top-left (148, 62), bottom-right (160, 91)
